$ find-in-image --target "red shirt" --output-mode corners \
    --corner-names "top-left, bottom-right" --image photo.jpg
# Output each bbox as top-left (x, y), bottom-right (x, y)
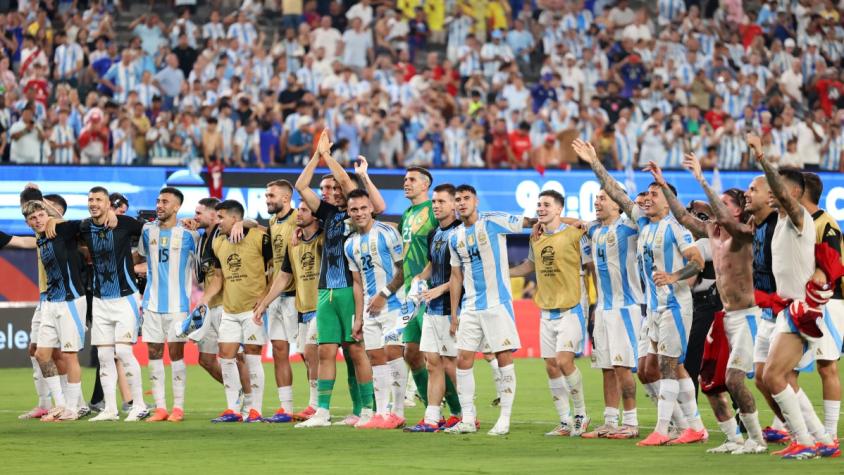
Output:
top-left (704, 109), bottom-right (726, 131)
top-left (207, 161), bottom-right (224, 199)
top-left (508, 131), bottom-right (532, 166)
top-left (488, 131), bottom-right (510, 166)
top-left (739, 23), bottom-right (763, 49)
top-left (815, 79), bottom-right (844, 117)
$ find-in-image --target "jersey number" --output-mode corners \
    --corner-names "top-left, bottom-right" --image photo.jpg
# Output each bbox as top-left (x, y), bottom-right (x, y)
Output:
top-left (159, 248), bottom-right (170, 263)
top-left (360, 255), bottom-right (373, 271)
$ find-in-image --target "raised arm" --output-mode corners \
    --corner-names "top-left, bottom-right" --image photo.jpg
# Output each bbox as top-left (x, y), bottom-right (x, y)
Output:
top-left (294, 132), bottom-right (327, 212)
top-left (682, 153), bottom-right (752, 241)
top-left (353, 156), bottom-right (386, 214)
top-left (747, 133), bottom-right (803, 228)
top-left (644, 160), bottom-right (707, 239)
top-left (572, 138), bottom-right (635, 218)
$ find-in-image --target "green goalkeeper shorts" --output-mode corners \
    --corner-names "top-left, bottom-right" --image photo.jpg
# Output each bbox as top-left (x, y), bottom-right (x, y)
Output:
top-left (316, 287), bottom-right (356, 344)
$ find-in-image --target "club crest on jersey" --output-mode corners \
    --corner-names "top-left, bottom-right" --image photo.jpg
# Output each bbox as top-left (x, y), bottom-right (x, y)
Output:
top-left (362, 242), bottom-right (369, 254)
top-left (227, 253), bottom-right (243, 272)
top-left (607, 233), bottom-right (616, 245)
top-left (467, 234), bottom-right (475, 246)
top-left (161, 237), bottom-right (169, 246)
top-left (477, 232), bottom-right (488, 245)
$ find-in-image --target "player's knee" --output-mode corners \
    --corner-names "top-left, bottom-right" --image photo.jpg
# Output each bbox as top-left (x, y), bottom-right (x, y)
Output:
top-left (198, 353), bottom-right (215, 370)
top-left (114, 344), bottom-right (134, 364)
top-left (34, 348), bottom-right (52, 363)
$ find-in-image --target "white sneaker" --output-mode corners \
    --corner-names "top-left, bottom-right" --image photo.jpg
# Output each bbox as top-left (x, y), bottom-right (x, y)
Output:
top-left (571, 415), bottom-right (591, 437)
top-left (545, 422), bottom-right (572, 436)
top-left (444, 421), bottom-right (477, 434)
top-left (706, 440), bottom-right (744, 454)
top-left (404, 397), bottom-right (417, 408)
top-left (354, 408), bottom-right (374, 428)
top-left (89, 410), bottom-right (120, 422)
top-left (295, 408), bottom-right (331, 428)
top-left (124, 405), bottom-right (150, 422)
top-left (77, 405), bottom-right (92, 418)
top-left (42, 407), bottom-right (78, 422)
top-left (488, 420), bottom-right (510, 436)
top-left (732, 438), bottom-right (767, 455)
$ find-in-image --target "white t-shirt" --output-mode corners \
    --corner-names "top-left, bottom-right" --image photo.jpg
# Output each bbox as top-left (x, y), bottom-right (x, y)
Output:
top-left (312, 27), bottom-right (342, 60)
top-left (796, 121), bottom-right (824, 166)
top-left (9, 120), bottom-right (42, 163)
top-left (772, 207), bottom-right (815, 300)
top-left (342, 29), bottom-right (372, 68)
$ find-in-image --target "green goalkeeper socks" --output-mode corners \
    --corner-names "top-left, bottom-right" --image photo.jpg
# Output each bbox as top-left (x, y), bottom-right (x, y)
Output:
top-left (412, 367), bottom-right (429, 406)
top-left (347, 362), bottom-right (362, 416)
top-left (317, 379), bottom-right (335, 410)
top-left (444, 375), bottom-right (462, 416)
top-left (358, 381), bottom-right (374, 410)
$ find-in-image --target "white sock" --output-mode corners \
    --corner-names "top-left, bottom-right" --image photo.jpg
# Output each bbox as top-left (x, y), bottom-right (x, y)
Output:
top-left (604, 406), bottom-right (619, 427)
top-left (548, 376), bottom-right (571, 423)
top-left (76, 380), bottom-right (86, 409)
top-left (148, 359), bottom-right (166, 409)
top-left (405, 369), bottom-right (418, 399)
top-left (456, 368), bottom-right (476, 425)
top-left (115, 344), bottom-right (145, 410)
top-left (796, 388), bottom-right (832, 444)
top-left (44, 375), bottom-right (66, 407)
top-left (673, 402), bottom-right (689, 430)
top-left (489, 359), bottom-right (502, 398)
top-left (308, 379), bottom-right (318, 408)
top-left (242, 391), bottom-right (253, 413)
top-left (718, 418), bottom-right (743, 443)
top-left (656, 379), bottom-right (679, 435)
top-left (388, 358), bottom-right (408, 417)
top-left (424, 404), bottom-right (442, 425)
top-left (498, 364), bottom-right (516, 425)
top-left (60, 374), bottom-right (68, 397)
top-left (739, 411), bottom-right (764, 444)
top-left (244, 355), bottom-right (264, 414)
top-left (564, 368), bottom-right (586, 417)
top-left (220, 358), bottom-right (242, 411)
top-left (64, 382), bottom-right (80, 412)
top-left (678, 377), bottom-right (704, 431)
top-left (171, 359), bottom-right (186, 410)
top-left (372, 364), bottom-right (391, 416)
top-left (622, 409), bottom-right (638, 427)
top-left (823, 400), bottom-right (840, 439)
top-left (643, 381), bottom-right (660, 405)
top-left (771, 415), bottom-right (786, 431)
top-left (31, 357), bottom-right (52, 409)
top-left (772, 386), bottom-right (813, 446)
top-left (98, 346), bottom-right (119, 413)
top-left (277, 385), bottom-right (293, 413)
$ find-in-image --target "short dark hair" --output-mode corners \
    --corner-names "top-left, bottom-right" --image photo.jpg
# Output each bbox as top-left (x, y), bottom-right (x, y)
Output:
top-left (538, 189), bottom-right (565, 208)
top-left (456, 184), bottom-right (477, 195)
top-left (649, 181), bottom-right (677, 197)
top-left (636, 191), bottom-right (648, 198)
top-left (215, 200), bottom-right (244, 219)
top-left (159, 186), bottom-right (184, 204)
top-left (43, 194), bottom-right (67, 214)
top-left (347, 188), bottom-right (370, 201)
top-left (198, 197), bottom-right (221, 209)
top-left (89, 186), bottom-right (109, 196)
top-left (433, 183), bottom-right (456, 196)
top-left (406, 167), bottom-right (433, 187)
top-left (778, 167), bottom-right (805, 195)
top-left (803, 172), bottom-right (822, 205)
top-left (20, 187), bottom-right (43, 205)
top-left (267, 179), bottom-right (293, 193)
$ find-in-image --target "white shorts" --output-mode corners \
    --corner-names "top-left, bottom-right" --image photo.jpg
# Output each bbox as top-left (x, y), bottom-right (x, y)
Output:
top-left (597, 305), bottom-right (643, 369)
top-left (650, 299), bottom-right (693, 361)
top-left (456, 302), bottom-right (521, 354)
top-left (195, 306), bottom-right (223, 354)
top-left (142, 309), bottom-right (188, 344)
top-left (219, 310), bottom-right (267, 346)
top-left (638, 312), bottom-right (654, 358)
top-left (268, 295), bottom-right (298, 343)
top-left (753, 316), bottom-right (777, 364)
top-left (540, 306), bottom-right (586, 359)
top-left (296, 316), bottom-right (318, 351)
top-left (363, 310), bottom-right (403, 350)
top-left (816, 299), bottom-right (844, 362)
top-left (30, 302), bottom-right (43, 344)
top-left (37, 297), bottom-right (87, 352)
top-left (591, 307), bottom-right (610, 369)
top-left (723, 306), bottom-right (761, 374)
top-left (91, 294), bottom-right (142, 346)
top-left (772, 309), bottom-right (816, 370)
top-left (420, 313), bottom-right (457, 357)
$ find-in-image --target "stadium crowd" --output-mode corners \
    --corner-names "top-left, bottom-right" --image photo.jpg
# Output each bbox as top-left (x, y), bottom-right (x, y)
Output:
top-left (1, 0), bottom-right (844, 171)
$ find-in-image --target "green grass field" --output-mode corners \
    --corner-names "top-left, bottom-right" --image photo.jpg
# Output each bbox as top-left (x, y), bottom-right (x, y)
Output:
top-left (0, 359), bottom-right (840, 474)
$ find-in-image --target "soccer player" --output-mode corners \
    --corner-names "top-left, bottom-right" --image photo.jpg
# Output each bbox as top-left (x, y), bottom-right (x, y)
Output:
top-left (344, 188), bottom-right (407, 429)
top-left (135, 187), bottom-right (198, 422)
top-left (647, 157), bottom-right (767, 454)
top-left (444, 185), bottom-right (535, 436)
top-left (751, 136), bottom-right (836, 459)
top-left (292, 131), bottom-right (385, 428)
top-left (198, 200), bottom-right (272, 423)
top-left (581, 189), bottom-right (644, 439)
top-left (801, 172), bottom-right (843, 445)
top-left (263, 179), bottom-right (299, 423)
top-left (59, 187), bottom-right (148, 423)
top-left (185, 198), bottom-right (254, 414)
top-left (510, 190), bottom-right (592, 437)
top-left (253, 201), bottom-right (323, 421)
top-left (25, 201), bottom-right (86, 422)
top-left (405, 183), bottom-right (463, 432)
top-left (572, 138), bottom-right (707, 447)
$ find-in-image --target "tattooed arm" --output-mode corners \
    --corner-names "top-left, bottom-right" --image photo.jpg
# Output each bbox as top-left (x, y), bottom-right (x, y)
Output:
top-left (644, 160), bottom-right (707, 239)
top-left (572, 138), bottom-right (635, 218)
top-left (683, 153), bottom-right (753, 242)
top-left (747, 133), bottom-right (804, 229)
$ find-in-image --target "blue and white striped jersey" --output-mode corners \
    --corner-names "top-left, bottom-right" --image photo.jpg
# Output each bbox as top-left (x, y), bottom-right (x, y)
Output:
top-left (50, 124), bottom-right (75, 164)
top-left (449, 212), bottom-right (524, 312)
top-left (588, 217), bottom-right (644, 311)
top-left (103, 62), bottom-right (140, 103)
top-left (822, 132), bottom-right (844, 171)
top-left (344, 221), bottom-right (403, 312)
top-left (615, 130), bottom-right (637, 168)
top-left (138, 223), bottom-right (199, 314)
top-left (632, 207), bottom-right (695, 312)
top-left (717, 132), bottom-right (745, 170)
top-left (53, 42), bottom-right (83, 79)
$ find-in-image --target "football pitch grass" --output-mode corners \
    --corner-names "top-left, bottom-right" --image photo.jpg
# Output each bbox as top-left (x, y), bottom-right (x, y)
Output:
top-left (1, 358), bottom-right (840, 474)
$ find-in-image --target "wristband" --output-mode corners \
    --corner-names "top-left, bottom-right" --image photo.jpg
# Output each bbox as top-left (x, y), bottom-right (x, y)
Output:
top-left (379, 287), bottom-right (392, 298)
